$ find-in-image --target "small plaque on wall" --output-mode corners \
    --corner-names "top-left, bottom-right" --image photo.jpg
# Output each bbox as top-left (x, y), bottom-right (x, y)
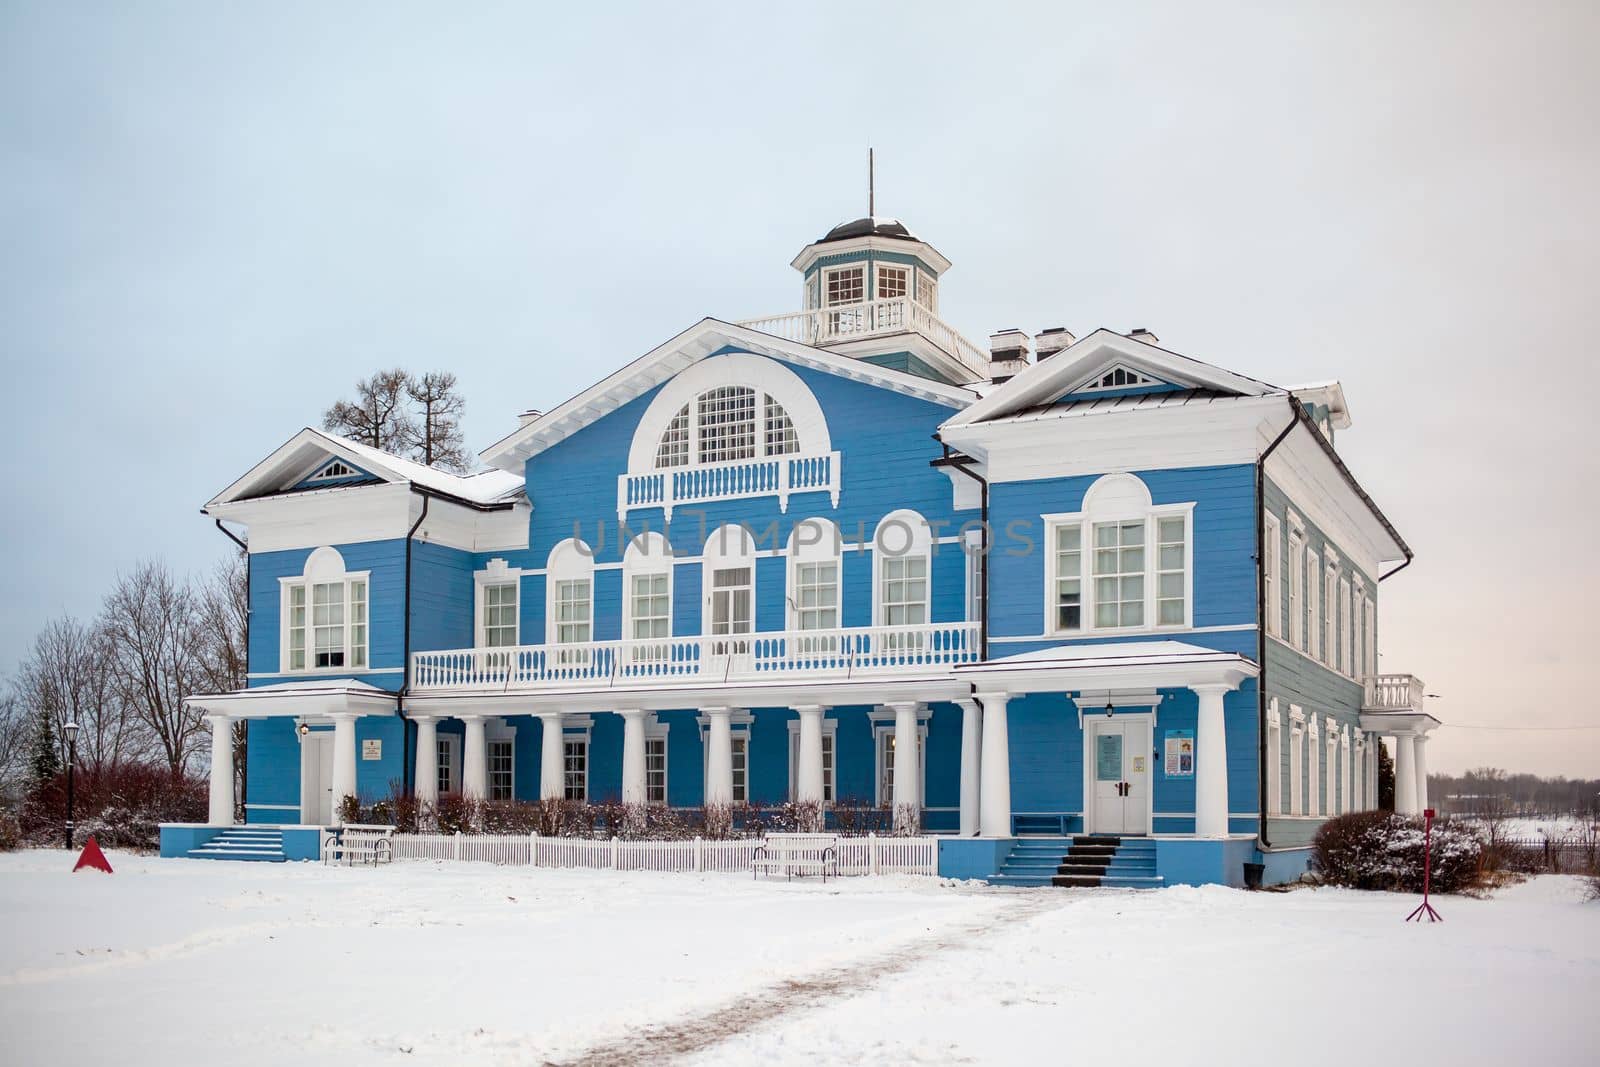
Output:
top-left (362, 739), bottom-right (382, 761)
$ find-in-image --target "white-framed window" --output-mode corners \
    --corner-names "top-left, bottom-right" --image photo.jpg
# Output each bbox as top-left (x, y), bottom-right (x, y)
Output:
top-left (645, 733), bottom-right (668, 806)
top-left (281, 547), bottom-right (369, 673)
top-left (1266, 700), bottom-right (1282, 816)
top-left (730, 735), bottom-right (748, 803)
top-left (546, 540), bottom-right (593, 658)
top-left (488, 738), bottom-right (514, 801)
top-left (876, 262), bottom-right (909, 300)
top-left (788, 519), bottom-right (842, 642)
top-left (704, 525), bottom-right (755, 655)
top-left (1045, 475), bottom-right (1193, 636)
top-left (965, 527), bottom-right (986, 625)
top-left (873, 723), bottom-right (926, 808)
top-left (563, 737), bottom-right (588, 801)
top-left (554, 580), bottom-right (591, 644)
top-left (824, 264), bottom-right (864, 306)
top-left (1338, 577), bottom-right (1352, 674)
top-left (1323, 560), bottom-right (1339, 669)
top-left (1341, 727), bottom-right (1352, 815)
top-left (805, 272), bottom-right (820, 311)
top-left (1288, 707), bottom-right (1304, 816)
top-left (874, 509), bottom-right (931, 639)
top-left (1287, 526), bottom-right (1304, 649)
top-left (436, 734), bottom-right (457, 797)
top-left (1263, 513), bottom-right (1281, 638)
top-left (1324, 723), bottom-right (1337, 816)
top-left (1307, 714), bottom-right (1321, 817)
top-left (653, 388), bottom-right (801, 469)
top-left (481, 582), bottom-right (518, 648)
top-left (1306, 550), bottom-right (1322, 660)
top-left (1365, 597), bottom-right (1377, 680)
top-left (700, 715), bottom-right (752, 804)
top-left (621, 532), bottom-right (672, 662)
top-left (881, 556), bottom-right (928, 626)
top-left (786, 720), bottom-right (838, 803)
top-left (915, 270), bottom-right (937, 311)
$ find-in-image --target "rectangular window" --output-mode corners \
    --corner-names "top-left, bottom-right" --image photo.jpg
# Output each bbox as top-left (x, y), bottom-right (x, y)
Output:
top-left (1338, 578), bottom-right (1351, 673)
top-left (1365, 599), bottom-right (1376, 680)
top-left (1263, 515), bottom-right (1281, 638)
top-left (1287, 532), bottom-right (1304, 648)
top-left (630, 573), bottom-right (670, 641)
top-left (730, 736), bottom-right (748, 803)
top-left (881, 555), bottom-right (928, 627)
top-left (347, 580), bottom-right (367, 668)
top-left (697, 385), bottom-right (757, 464)
top-left (877, 728), bottom-right (923, 808)
top-left (312, 581), bottom-right (345, 668)
top-left (966, 540), bottom-right (985, 626)
top-left (288, 585), bottom-right (307, 670)
top-left (1324, 566), bottom-right (1338, 667)
top-left (1266, 703), bottom-right (1282, 816)
top-left (437, 736), bottom-right (455, 796)
top-left (482, 582), bottom-right (518, 647)
top-left (645, 736), bottom-right (667, 805)
top-left (794, 561), bottom-right (839, 632)
top-left (1289, 720), bottom-right (1304, 816)
top-left (915, 271), bottom-right (936, 311)
top-left (1306, 552), bottom-right (1321, 659)
top-left (788, 730), bottom-right (836, 803)
top-left (554, 579), bottom-right (592, 645)
top-left (709, 566), bottom-right (753, 655)
top-left (563, 738), bottom-right (588, 801)
top-left (1325, 734), bottom-right (1337, 815)
top-left (876, 263), bottom-right (909, 299)
top-left (288, 578), bottom-right (365, 671)
top-left (1307, 727), bottom-right (1321, 817)
top-left (825, 265), bottom-right (864, 306)
top-left (1156, 516), bottom-right (1186, 626)
top-left (1093, 520), bottom-right (1146, 628)
top-left (1053, 524), bottom-right (1083, 631)
top-left (488, 739), bottom-right (513, 801)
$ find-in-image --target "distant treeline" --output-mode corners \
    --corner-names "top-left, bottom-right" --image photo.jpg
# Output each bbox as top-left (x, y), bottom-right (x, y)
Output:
top-left (1430, 767), bottom-right (1600, 817)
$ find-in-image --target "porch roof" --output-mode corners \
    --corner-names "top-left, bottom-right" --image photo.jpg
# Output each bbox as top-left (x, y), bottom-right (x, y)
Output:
top-left (184, 679), bottom-right (401, 719)
top-left (954, 640), bottom-right (1260, 695)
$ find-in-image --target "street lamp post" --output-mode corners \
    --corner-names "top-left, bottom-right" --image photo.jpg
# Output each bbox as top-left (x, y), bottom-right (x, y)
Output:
top-left (63, 721), bottom-right (81, 851)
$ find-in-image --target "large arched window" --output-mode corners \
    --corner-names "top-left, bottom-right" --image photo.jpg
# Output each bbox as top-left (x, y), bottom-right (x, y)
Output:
top-left (872, 509), bottom-right (932, 637)
top-left (654, 387), bottom-right (800, 468)
top-left (545, 539), bottom-right (594, 659)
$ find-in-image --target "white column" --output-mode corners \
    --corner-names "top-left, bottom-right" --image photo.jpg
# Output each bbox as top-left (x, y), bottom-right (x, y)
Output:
top-left (1414, 734), bottom-right (1430, 813)
top-left (978, 691), bottom-right (1011, 837)
top-left (1368, 735), bottom-right (1379, 811)
top-left (539, 712), bottom-right (565, 801)
top-left (330, 712), bottom-right (358, 824)
top-left (958, 698), bottom-right (983, 837)
top-left (1194, 684), bottom-right (1231, 838)
top-left (1394, 734), bottom-right (1417, 814)
top-left (795, 705), bottom-right (825, 806)
top-left (620, 709), bottom-right (647, 806)
top-left (207, 714), bottom-right (235, 827)
top-left (891, 702), bottom-right (921, 830)
top-left (461, 714), bottom-right (488, 800)
top-left (705, 706), bottom-right (733, 806)
top-left (413, 716), bottom-right (439, 808)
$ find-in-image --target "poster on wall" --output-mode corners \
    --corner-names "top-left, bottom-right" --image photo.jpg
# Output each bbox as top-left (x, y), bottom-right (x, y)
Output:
top-left (1164, 730), bottom-right (1194, 777)
top-left (362, 739), bottom-right (382, 761)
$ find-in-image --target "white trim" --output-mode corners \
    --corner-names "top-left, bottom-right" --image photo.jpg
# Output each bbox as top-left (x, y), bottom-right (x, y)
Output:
top-left (1083, 711), bottom-right (1155, 836)
top-left (277, 549), bottom-right (372, 676)
top-left (786, 519), bottom-right (842, 633)
top-left (872, 509), bottom-right (932, 629)
top-left (1263, 512), bottom-right (1281, 639)
top-left (546, 539), bottom-right (595, 648)
top-left (1265, 699), bottom-right (1282, 816)
top-left (622, 532), bottom-right (674, 644)
top-left (474, 558), bottom-right (523, 649)
top-left (786, 716), bottom-right (838, 803)
top-left (988, 623), bottom-right (1254, 644)
top-left (697, 712), bottom-right (753, 804)
top-left (436, 732), bottom-right (460, 796)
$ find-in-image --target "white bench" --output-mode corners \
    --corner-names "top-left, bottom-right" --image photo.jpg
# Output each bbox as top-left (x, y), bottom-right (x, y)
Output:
top-left (322, 824), bottom-right (396, 866)
top-left (752, 832), bottom-right (839, 881)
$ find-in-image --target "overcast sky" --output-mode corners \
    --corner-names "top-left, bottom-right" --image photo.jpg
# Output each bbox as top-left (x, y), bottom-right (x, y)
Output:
top-left (2, 2), bottom-right (1596, 778)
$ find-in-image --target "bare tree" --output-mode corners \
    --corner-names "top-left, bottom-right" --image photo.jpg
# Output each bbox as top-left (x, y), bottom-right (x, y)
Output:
top-left (406, 371), bottom-right (471, 473)
top-left (194, 551), bottom-right (250, 806)
top-left (0, 693), bottom-right (30, 805)
top-left (102, 562), bottom-right (207, 776)
top-left (322, 368), bottom-right (417, 454)
top-left (13, 616), bottom-right (146, 774)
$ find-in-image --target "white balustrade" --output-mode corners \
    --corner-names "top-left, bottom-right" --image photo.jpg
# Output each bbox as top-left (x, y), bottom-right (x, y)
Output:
top-left (737, 297), bottom-right (989, 380)
top-left (1363, 673), bottom-right (1426, 711)
top-left (411, 621), bottom-right (981, 693)
top-left (616, 450), bottom-right (840, 519)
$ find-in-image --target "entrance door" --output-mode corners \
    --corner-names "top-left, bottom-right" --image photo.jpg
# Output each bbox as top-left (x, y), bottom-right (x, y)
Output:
top-left (301, 733), bottom-right (335, 825)
top-left (1088, 717), bottom-right (1150, 835)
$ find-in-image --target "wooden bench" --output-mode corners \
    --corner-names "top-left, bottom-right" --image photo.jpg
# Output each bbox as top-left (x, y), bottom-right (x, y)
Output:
top-left (752, 832), bottom-right (839, 882)
top-left (322, 824), bottom-right (396, 866)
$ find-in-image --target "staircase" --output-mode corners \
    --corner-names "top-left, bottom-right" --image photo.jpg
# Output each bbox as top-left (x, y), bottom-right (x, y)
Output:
top-left (187, 826), bottom-right (288, 862)
top-left (988, 836), bottom-right (1163, 889)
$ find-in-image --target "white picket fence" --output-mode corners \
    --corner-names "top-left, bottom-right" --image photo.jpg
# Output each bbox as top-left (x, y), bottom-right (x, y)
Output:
top-left (390, 831), bottom-right (939, 876)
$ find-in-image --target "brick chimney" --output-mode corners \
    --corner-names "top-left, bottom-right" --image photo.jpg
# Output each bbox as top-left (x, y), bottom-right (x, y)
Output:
top-left (987, 329), bottom-right (1031, 383)
top-left (1034, 328), bottom-right (1076, 361)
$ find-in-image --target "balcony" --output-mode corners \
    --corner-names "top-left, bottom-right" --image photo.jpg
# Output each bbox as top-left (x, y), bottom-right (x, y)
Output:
top-left (617, 450), bottom-right (840, 520)
top-left (1363, 673), bottom-right (1426, 712)
top-left (737, 297), bottom-right (989, 381)
top-left (410, 622), bottom-right (981, 694)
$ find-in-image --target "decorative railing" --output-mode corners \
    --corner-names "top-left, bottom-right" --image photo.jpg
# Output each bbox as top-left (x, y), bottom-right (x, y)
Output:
top-left (737, 297), bottom-right (989, 380)
top-left (617, 450), bottom-right (840, 519)
top-left (411, 621), bottom-right (981, 693)
top-left (1363, 673), bottom-right (1426, 712)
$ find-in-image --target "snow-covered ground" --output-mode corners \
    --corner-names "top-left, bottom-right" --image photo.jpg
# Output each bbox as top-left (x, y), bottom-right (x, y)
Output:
top-left (0, 850), bottom-right (1594, 1066)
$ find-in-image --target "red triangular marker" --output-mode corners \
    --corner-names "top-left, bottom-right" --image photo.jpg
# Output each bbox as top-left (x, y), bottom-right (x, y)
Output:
top-left (73, 835), bottom-right (113, 874)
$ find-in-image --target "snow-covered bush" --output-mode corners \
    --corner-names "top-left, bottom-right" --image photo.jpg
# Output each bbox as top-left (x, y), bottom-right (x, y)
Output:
top-left (19, 762), bottom-right (206, 850)
top-left (1312, 812), bottom-right (1484, 892)
top-left (1312, 812), bottom-right (1484, 893)
top-left (0, 810), bottom-right (21, 851)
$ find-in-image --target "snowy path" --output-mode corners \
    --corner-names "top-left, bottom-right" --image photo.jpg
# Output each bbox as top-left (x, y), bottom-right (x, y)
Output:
top-left (1, 850), bottom-right (1595, 1066)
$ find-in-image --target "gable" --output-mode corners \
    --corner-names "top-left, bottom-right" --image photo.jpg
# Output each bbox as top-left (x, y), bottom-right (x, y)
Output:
top-left (1056, 362), bottom-right (1185, 403)
top-left (291, 456), bottom-right (381, 491)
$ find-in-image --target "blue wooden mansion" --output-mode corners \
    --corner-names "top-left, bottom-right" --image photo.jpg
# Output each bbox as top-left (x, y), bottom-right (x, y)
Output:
top-left (172, 213), bottom-right (1441, 886)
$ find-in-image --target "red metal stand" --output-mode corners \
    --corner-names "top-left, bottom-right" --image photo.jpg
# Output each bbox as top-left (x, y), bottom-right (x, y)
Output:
top-left (1405, 808), bottom-right (1442, 922)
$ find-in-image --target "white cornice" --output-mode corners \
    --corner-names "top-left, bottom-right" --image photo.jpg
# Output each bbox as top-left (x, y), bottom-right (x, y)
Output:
top-left (790, 235), bottom-right (952, 275)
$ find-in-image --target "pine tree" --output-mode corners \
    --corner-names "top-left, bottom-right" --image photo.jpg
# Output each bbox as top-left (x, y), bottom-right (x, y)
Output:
top-left (1377, 740), bottom-right (1396, 812)
top-left (28, 710), bottom-right (60, 789)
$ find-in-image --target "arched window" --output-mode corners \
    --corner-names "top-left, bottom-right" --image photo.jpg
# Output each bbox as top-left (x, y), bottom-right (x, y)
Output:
top-left (654, 387), bottom-right (801, 468)
top-left (280, 546), bottom-right (368, 672)
top-left (788, 518), bottom-right (842, 648)
top-left (703, 524), bottom-right (755, 653)
top-left (873, 509), bottom-right (931, 635)
top-left (546, 540), bottom-right (594, 661)
top-left (623, 532), bottom-right (673, 657)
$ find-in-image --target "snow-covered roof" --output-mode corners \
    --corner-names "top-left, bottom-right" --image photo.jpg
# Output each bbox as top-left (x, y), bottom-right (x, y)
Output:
top-left (184, 678), bottom-right (400, 719)
top-left (955, 639), bottom-right (1259, 693)
top-left (207, 427), bottom-right (524, 510)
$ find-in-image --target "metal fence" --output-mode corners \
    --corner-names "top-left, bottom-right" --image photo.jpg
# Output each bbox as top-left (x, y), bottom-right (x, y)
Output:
top-left (388, 831), bottom-right (939, 876)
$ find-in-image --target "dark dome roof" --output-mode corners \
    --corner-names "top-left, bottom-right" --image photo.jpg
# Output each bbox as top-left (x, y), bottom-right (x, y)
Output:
top-left (817, 216), bottom-right (921, 243)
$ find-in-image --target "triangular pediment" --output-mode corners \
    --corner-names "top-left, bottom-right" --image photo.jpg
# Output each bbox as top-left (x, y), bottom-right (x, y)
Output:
top-left (1056, 361), bottom-right (1184, 402)
top-left (480, 318), bottom-right (978, 472)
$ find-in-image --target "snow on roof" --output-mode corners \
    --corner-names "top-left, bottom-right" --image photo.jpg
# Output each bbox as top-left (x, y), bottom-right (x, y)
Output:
top-left (964, 640), bottom-right (1251, 669)
top-left (314, 429), bottom-right (524, 504)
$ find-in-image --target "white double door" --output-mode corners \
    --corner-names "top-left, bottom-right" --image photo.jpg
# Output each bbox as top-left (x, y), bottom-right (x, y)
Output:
top-left (1087, 717), bottom-right (1151, 835)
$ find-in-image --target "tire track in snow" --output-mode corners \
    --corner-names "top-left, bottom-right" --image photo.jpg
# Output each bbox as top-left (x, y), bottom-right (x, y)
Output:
top-left (546, 890), bottom-right (1067, 1067)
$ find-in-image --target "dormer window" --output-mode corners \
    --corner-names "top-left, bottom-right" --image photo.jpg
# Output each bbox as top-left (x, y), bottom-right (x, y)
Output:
top-left (653, 386), bottom-right (801, 469)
